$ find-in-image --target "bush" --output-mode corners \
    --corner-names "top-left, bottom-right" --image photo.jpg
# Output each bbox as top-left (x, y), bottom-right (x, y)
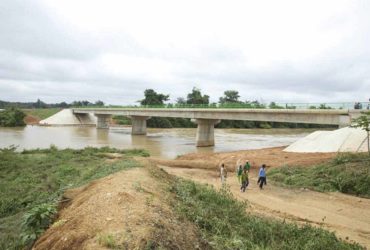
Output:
top-left (21, 203), bottom-right (57, 246)
top-left (0, 108), bottom-right (26, 127)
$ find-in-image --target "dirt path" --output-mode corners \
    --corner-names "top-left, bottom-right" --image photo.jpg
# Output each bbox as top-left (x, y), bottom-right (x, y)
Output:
top-left (159, 165), bottom-right (370, 248)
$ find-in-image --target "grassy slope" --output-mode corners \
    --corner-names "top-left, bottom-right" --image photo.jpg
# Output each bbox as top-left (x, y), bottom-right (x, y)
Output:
top-left (0, 146), bottom-right (149, 249)
top-left (23, 108), bottom-right (61, 120)
top-left (268, 153), bottom-right (370, 198)
top-left (165, 176), bottom-right (363, 249)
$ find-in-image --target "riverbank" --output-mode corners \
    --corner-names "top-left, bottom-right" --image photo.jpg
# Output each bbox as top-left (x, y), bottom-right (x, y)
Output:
top-left (33, 154), bottom-right (362, 249)
top-left (1, 146), bottom-right (367, 249)
top-left (152, 146), bottom-right (337, 171)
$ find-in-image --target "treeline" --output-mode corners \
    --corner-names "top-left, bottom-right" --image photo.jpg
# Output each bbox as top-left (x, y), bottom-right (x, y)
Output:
top-left (0, 99), bottom-right (105, 109)
top-left (113, 88), bottom-right (335, 129)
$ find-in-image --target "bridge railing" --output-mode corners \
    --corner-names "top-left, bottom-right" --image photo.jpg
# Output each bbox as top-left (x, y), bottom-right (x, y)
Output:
top-left (72, 102), bottom-right (370, 110)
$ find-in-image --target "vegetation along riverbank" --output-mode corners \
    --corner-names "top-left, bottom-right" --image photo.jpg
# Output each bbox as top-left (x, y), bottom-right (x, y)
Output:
top-left (1, 146), bottom-right (367, 249)
top-left (269, 153), bottom-right (370, 198)
top-left (0, 146), bottom-right (149, 249)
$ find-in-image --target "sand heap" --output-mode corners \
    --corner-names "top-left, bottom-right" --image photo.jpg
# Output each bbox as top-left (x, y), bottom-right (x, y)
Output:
top-left (284, 127), bottom-right (367, 153)
top-left (39, 109), bottom-right (96, 126)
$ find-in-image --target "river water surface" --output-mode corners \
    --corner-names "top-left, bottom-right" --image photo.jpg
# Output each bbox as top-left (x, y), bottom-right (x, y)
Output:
top-left (0, 126), bottom-right (314, 159)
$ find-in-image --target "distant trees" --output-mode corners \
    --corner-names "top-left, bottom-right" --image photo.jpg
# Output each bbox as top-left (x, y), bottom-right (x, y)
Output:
top-left (0, 108), bottom-right (26, 127)
top-left (186, 87), bottom-right (209, 105)
top-left (176, 97), bottom-right (186, 105)
top-left (34, 99), bottom-right (48, 108)
top-left (269, 102), bottom-right (284, 109)
top-left (140, 89), bottom-right (169, 106)
top-left (219, 90), bottom-right (241, 104)
top-left (0, 99), bottom-right (106, 109)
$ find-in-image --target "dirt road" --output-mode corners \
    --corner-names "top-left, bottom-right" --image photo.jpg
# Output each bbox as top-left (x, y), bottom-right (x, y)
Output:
top-left (159, 165), bottom-right (370, 248)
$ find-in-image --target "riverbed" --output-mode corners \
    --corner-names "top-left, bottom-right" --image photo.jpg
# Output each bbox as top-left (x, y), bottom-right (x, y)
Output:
top-left (0, 126), bottom-right (315, 158)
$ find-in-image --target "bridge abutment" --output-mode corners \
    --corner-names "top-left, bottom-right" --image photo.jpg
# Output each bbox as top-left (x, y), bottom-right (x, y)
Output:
top-left (130, 116), bottom-right (151, 135)
top-left (95, 114), bottom-right (111, 129)
top-left (193, 119), bottom-right (220, 147)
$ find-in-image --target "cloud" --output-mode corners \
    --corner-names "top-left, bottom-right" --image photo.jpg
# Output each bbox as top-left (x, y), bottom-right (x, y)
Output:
top-left (0, 0), bottom-right (369, 105)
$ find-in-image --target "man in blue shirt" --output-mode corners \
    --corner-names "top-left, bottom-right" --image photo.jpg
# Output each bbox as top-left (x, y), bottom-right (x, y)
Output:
top-left (257, 164), bottom-right (267, 189)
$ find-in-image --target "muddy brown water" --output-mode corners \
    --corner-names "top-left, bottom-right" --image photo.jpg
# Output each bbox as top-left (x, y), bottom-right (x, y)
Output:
top-left (0, 126), bottom-right (316, 159)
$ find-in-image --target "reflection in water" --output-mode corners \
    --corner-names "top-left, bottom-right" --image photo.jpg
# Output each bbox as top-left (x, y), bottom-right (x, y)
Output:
top-left (0, 126), bottom-right (313, 159)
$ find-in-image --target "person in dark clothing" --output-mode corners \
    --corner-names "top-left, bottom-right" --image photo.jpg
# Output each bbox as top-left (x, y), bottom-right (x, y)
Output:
top-left (257, 164), bottom-right (267, 189)
top-left (240, 169), bottom-right (249, 192)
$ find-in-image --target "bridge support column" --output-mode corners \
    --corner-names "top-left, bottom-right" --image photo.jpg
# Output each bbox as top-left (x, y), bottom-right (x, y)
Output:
top-left (95, 114), bottom-right (111, 129)
top-left (130, 116), bottom-right (151, 135)
top-left (193, 119), bottom-right (220, 147)
top-left (338, 115), bottom-right (351, 128)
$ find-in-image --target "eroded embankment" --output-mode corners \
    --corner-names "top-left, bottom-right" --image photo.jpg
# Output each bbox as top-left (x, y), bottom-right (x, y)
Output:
top-left (33, 162), bottom-right (207, 249)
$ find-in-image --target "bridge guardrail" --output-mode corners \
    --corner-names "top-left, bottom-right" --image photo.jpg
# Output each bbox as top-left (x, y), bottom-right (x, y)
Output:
top-left (71, 102), bottom-right (370, 110)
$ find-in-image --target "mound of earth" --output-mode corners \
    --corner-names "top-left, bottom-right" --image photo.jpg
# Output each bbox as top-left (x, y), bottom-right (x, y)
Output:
top-left (33, 163), bottom-right (208, 250)
top-left (24, 115), bottom-right (40, 125)
top-left (152, 146), bottom-right (336, 172)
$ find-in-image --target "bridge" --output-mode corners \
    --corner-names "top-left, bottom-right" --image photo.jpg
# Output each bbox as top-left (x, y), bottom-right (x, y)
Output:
top-left (72, 108), bottom-right (362, 147)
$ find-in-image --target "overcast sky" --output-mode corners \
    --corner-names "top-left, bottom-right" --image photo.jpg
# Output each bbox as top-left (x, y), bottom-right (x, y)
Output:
top-left (0, 0), bottom-right (369, 105)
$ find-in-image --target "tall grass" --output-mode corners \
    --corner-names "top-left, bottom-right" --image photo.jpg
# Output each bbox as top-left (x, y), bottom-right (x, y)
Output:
top-left (269, 153), bottom-right (370, 198)
top-left (0, 146), bottom-right (148, 249)
top-left (171, 179), bottom-right (363, 249)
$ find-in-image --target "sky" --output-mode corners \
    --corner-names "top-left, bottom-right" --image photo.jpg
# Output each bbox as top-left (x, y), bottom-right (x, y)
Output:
top-left (0, 0), bottom-right (369, 105)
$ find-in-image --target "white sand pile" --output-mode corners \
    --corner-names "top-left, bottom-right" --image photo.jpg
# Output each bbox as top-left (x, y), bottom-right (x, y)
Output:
top-left (284, 127), bottom-right (368, 153)
top-left (39, 109), bottom-right (96, 126)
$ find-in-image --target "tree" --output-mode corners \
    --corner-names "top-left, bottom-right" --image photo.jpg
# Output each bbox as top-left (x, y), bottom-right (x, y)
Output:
top-left (176, 97), bottom-right (186, 105)
top-left (219, 90), bottom-right (241, 104)
top-left (0, 108), bottom-right (26, 127)
top-left (186, 87), bottom-right (209, 105)
top-left (269, 102), bottom-right (284, 109)
top-left (351, 111), bottom-right (370, 155)
top-left (140, 89), bottom-right (169, 106)
top-left (33, 99), bottom-right (47, 108)
top-left (95, 100), bottom-right (105, 106)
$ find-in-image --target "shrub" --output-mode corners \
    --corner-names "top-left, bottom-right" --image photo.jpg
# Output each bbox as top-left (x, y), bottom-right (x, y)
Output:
top-left (0, 108), bottom-right (26, 127)
top-left (21, 203), bottom-right (57, 246)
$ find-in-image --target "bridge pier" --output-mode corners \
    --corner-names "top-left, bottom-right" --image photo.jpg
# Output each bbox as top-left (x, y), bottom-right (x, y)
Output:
top-left (95, 114), bottom-right (111, 129)
top-left (338, 115), bottom-right (351, 128)
top-left (130, 116), bottom-right (151, 135)
top-left (193, 119), bottom-right (221, 147)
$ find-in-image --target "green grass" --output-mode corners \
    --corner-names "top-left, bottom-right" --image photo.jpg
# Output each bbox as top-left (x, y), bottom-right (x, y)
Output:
top-left (0, 146), bottom-right (149, 249)
top-left (170, 179), bottom-right (363, 250)
top-left (23, 108), bottom-right (61, 120)
top-left (268, 153), bottom-right (370, 198)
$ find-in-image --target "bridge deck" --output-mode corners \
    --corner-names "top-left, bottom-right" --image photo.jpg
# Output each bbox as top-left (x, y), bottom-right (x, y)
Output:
top-left (73, 108), bottom-right (360, 125)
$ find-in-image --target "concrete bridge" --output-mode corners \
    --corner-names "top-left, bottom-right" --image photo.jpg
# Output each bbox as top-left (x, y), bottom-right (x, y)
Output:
top-left (72, 108), bottom-right (361, 147)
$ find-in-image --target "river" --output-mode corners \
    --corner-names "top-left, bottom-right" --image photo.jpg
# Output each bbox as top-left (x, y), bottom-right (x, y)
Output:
top-left (0, 126), bottom-right (314, 159)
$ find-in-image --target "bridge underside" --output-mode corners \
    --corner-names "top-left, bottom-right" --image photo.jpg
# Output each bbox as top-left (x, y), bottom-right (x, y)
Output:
top-left (75, 108), bottom-right (358, 147)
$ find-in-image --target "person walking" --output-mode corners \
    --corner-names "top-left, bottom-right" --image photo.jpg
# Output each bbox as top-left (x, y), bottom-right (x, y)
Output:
top-left (244, 160), bottom-right (251, 171)
top-left (257, 164), bottom-right (267, 189)
top-left (236, 165), bottom-right (243, 184)
top-left (220, 164), bottom-right (227, 184)
top-left (240, 169), bottom-right (249, 192)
